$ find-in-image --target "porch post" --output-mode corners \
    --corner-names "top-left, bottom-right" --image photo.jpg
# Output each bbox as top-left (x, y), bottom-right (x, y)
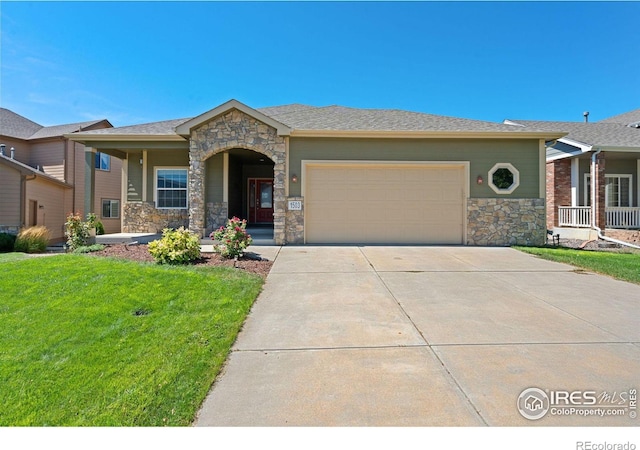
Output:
top-left (571, 158), bottom-right (579, 207)
top-left (84, 148), bottom-right (96, 216)
top-left (592, 151), bottom-right (606, 231)
top-left (188, 138), bottom-right (206, 237)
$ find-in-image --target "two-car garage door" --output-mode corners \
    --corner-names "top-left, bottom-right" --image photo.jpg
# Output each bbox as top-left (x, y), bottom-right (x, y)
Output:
top-left (304, 162), bottom-right (466, 244)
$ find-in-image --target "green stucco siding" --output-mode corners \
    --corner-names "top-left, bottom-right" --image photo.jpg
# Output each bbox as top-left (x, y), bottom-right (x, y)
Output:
top-left (289, 138), bottom-right (541, 198)
top-left (127, 151), bottom-right (143, 202)
top-left (205, 153), bottom-right (224, 204)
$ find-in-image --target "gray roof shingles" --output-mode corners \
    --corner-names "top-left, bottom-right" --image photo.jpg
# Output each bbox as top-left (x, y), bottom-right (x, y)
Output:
top-left (599, 109), bottom-right (640, 126)
top-left (1, 107), bottom-right (107, 140)
top-left (505, 119), bottom-right (640, 148)
top-left (73, 103), bottom-right (560, 137)
top-left (0, 108), bottom-right (43, 139)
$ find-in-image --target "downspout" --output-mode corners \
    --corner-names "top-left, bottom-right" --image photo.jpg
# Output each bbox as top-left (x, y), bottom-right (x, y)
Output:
top-left (591, 148), bottom-right (640, 249)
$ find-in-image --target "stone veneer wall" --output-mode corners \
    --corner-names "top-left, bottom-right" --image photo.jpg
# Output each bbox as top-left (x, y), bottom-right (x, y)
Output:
top-left (188, 108), bottom-right (287, 244)
top-left (285, 197), bottom-right (304, 244)
top-left (206, 202), bottom-right (228, 234)
top-left (122, 202), bottom-right (188, 233)
top-left (467, 198), bottom-right (546, 246)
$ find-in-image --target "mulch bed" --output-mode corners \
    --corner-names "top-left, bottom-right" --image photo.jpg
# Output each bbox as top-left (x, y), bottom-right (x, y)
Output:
top-left (551, 238), bottom-right (640, 254)
top-left (90, 244), bottom-right (273, 278)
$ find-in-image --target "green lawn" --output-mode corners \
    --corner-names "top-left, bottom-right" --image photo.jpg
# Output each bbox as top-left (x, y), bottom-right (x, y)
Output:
top-left (516, 246), bottom-right (640, 285)
top-left (0, 253), bottom-right (264, 426)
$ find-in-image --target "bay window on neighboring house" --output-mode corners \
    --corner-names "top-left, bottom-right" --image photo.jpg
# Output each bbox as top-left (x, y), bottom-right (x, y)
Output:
top-left (155, 168), bottom-right (188, 209)
top-left (584, 174), bottom-right (633, 207)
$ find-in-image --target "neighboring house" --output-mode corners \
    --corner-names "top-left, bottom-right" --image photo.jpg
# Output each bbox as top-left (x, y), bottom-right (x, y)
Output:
top-left (68, 99), bottom-right (563, 246)
top-left (0, 108), bottom-right (121, 242)
top-left (505, 109), bottom-right (640, 241)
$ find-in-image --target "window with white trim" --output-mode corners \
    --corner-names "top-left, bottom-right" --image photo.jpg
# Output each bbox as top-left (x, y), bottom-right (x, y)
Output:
top-left (95, 152), bottom-right (111, 171)
top-left (102, 199), bottom-right (120, 218)
top-left (584, 174), bottom-right (632, 207)
top-left (155, 168), bottom-right (188, 209)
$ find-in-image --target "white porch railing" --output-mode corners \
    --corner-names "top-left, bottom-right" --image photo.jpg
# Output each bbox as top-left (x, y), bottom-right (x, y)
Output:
top-left (606, 207), bottom-right (640, 229)
top-left (558, 206), bottom-right (640, 229)
top-left (558, 206), bottom-right (591, 228)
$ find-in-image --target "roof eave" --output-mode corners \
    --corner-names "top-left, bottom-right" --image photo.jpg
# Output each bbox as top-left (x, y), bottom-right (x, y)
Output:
top-left (0, 155), bottom-right (73, 188)
top-left (65, 133), bottom-right (187, 143)
top-left (289, 129), bottom-right (566, 139)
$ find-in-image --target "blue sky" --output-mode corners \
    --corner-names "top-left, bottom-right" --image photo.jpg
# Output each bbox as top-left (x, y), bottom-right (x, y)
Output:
top-left (1, 1), bottom-right (638, 128)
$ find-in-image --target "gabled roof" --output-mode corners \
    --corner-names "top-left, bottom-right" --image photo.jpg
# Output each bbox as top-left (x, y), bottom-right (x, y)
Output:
top-left (68, 99), bottom-right (564, 142)
top-left (0, 108), bottom-right (43, 139)
top-left (0, 107), bottom-right (111, 140)
top-left (599, 108), bottom-right (640, 127)
top-left (175, 99), bottom-right (291, 136)
top-left (504, 119), bottom-right (640, 149)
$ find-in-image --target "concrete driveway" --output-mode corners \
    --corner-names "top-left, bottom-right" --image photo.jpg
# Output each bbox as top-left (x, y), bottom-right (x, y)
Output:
top-left (195, 246), bottom-right (640, 426)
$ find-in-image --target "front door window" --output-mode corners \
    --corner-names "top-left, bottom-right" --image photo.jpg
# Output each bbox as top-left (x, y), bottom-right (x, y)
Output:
top-left (248, 178), bottom-right (274, 223)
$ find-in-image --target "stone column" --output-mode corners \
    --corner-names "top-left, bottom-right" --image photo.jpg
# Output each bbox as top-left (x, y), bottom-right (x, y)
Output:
top-left (188, 139), bottom-right (206, 237)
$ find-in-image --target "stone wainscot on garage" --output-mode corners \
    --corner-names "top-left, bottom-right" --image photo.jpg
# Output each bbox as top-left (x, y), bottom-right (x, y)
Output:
top-left (68, 99), bottom-right (564, 246)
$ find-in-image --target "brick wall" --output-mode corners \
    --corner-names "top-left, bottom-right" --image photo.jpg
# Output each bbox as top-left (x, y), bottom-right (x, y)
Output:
top-left (546, 159), bottom-right (571, 229)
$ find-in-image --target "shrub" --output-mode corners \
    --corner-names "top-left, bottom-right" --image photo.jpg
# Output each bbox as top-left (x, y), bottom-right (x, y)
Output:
top-left (148, 227), bottom-right (201, 264)
top-left (65, 212), bottom-right (94, 251)
top-left (0, 233), bottom-right (17, 252)
top-left (211, 217), bottom-right (253, 258)
top-left (73, 244), bottom-right (105, 254)
top-left (87, 213), bottom-right (105, 235)
top-left (14, 226), bottom-right (51, 253)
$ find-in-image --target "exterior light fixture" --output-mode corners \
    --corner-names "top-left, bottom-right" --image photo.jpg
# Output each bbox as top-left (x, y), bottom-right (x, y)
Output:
top-left (291, 174), bottom-right (298, 183)
top-left (477, 175), bottom-right (484, 185)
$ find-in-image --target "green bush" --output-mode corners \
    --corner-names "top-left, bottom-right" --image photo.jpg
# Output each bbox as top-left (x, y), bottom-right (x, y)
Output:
top-left (14, 226), bottom-right (51, 253)
top-left (148, 227), bottom-right (201, 264)
top-left (211, 217), bottom-right (253, 258)
top-left (73, 244), bottom-right (105, 254)
top-left (0, 233), bottom-right (17, 252)
top-left (87, 213), bottom-right (105, 235)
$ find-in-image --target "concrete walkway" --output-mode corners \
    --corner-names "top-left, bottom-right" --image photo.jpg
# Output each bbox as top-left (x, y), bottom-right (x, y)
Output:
top-left (195, 246), bottom-right (640, 426)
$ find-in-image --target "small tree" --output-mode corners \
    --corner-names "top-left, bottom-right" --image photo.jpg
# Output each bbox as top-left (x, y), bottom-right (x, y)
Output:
top-left (64, 212), bottom-right (91, 251)
top-left (211, 217), bottom-right (253, 258)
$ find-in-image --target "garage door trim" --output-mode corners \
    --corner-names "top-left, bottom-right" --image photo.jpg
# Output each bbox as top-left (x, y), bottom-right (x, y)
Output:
top-left (301, 160), bottom-right (470, 244)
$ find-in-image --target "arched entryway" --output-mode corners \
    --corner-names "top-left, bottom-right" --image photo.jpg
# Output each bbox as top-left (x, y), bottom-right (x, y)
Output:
top-left (225, 149), bottom-right (274, 222)
top-left (186, 107), bottom-right (287, 244)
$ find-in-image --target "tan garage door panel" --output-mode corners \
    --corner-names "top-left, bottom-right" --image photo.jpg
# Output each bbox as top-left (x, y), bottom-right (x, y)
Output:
top-left (305, 164), bottom-right (465, 244)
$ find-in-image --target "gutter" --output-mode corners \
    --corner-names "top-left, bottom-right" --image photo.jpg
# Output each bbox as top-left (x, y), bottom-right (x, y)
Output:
top-left (590, 147), bottom-right (640, 250)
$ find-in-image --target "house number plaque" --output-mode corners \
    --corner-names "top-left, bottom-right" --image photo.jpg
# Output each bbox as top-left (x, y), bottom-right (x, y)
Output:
top-left (288, 200), bottom-right (302, 211)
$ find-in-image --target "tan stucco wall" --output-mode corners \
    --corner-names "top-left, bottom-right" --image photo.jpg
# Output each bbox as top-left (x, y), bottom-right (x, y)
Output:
top-left (25, 177), bottom-right (72, 242)
top-left (0, 164), bottom-right (22, 229)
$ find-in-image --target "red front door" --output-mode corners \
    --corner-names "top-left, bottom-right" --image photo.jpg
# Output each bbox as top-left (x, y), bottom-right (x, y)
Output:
top-left (248, 178), bottom-right (274, 224)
